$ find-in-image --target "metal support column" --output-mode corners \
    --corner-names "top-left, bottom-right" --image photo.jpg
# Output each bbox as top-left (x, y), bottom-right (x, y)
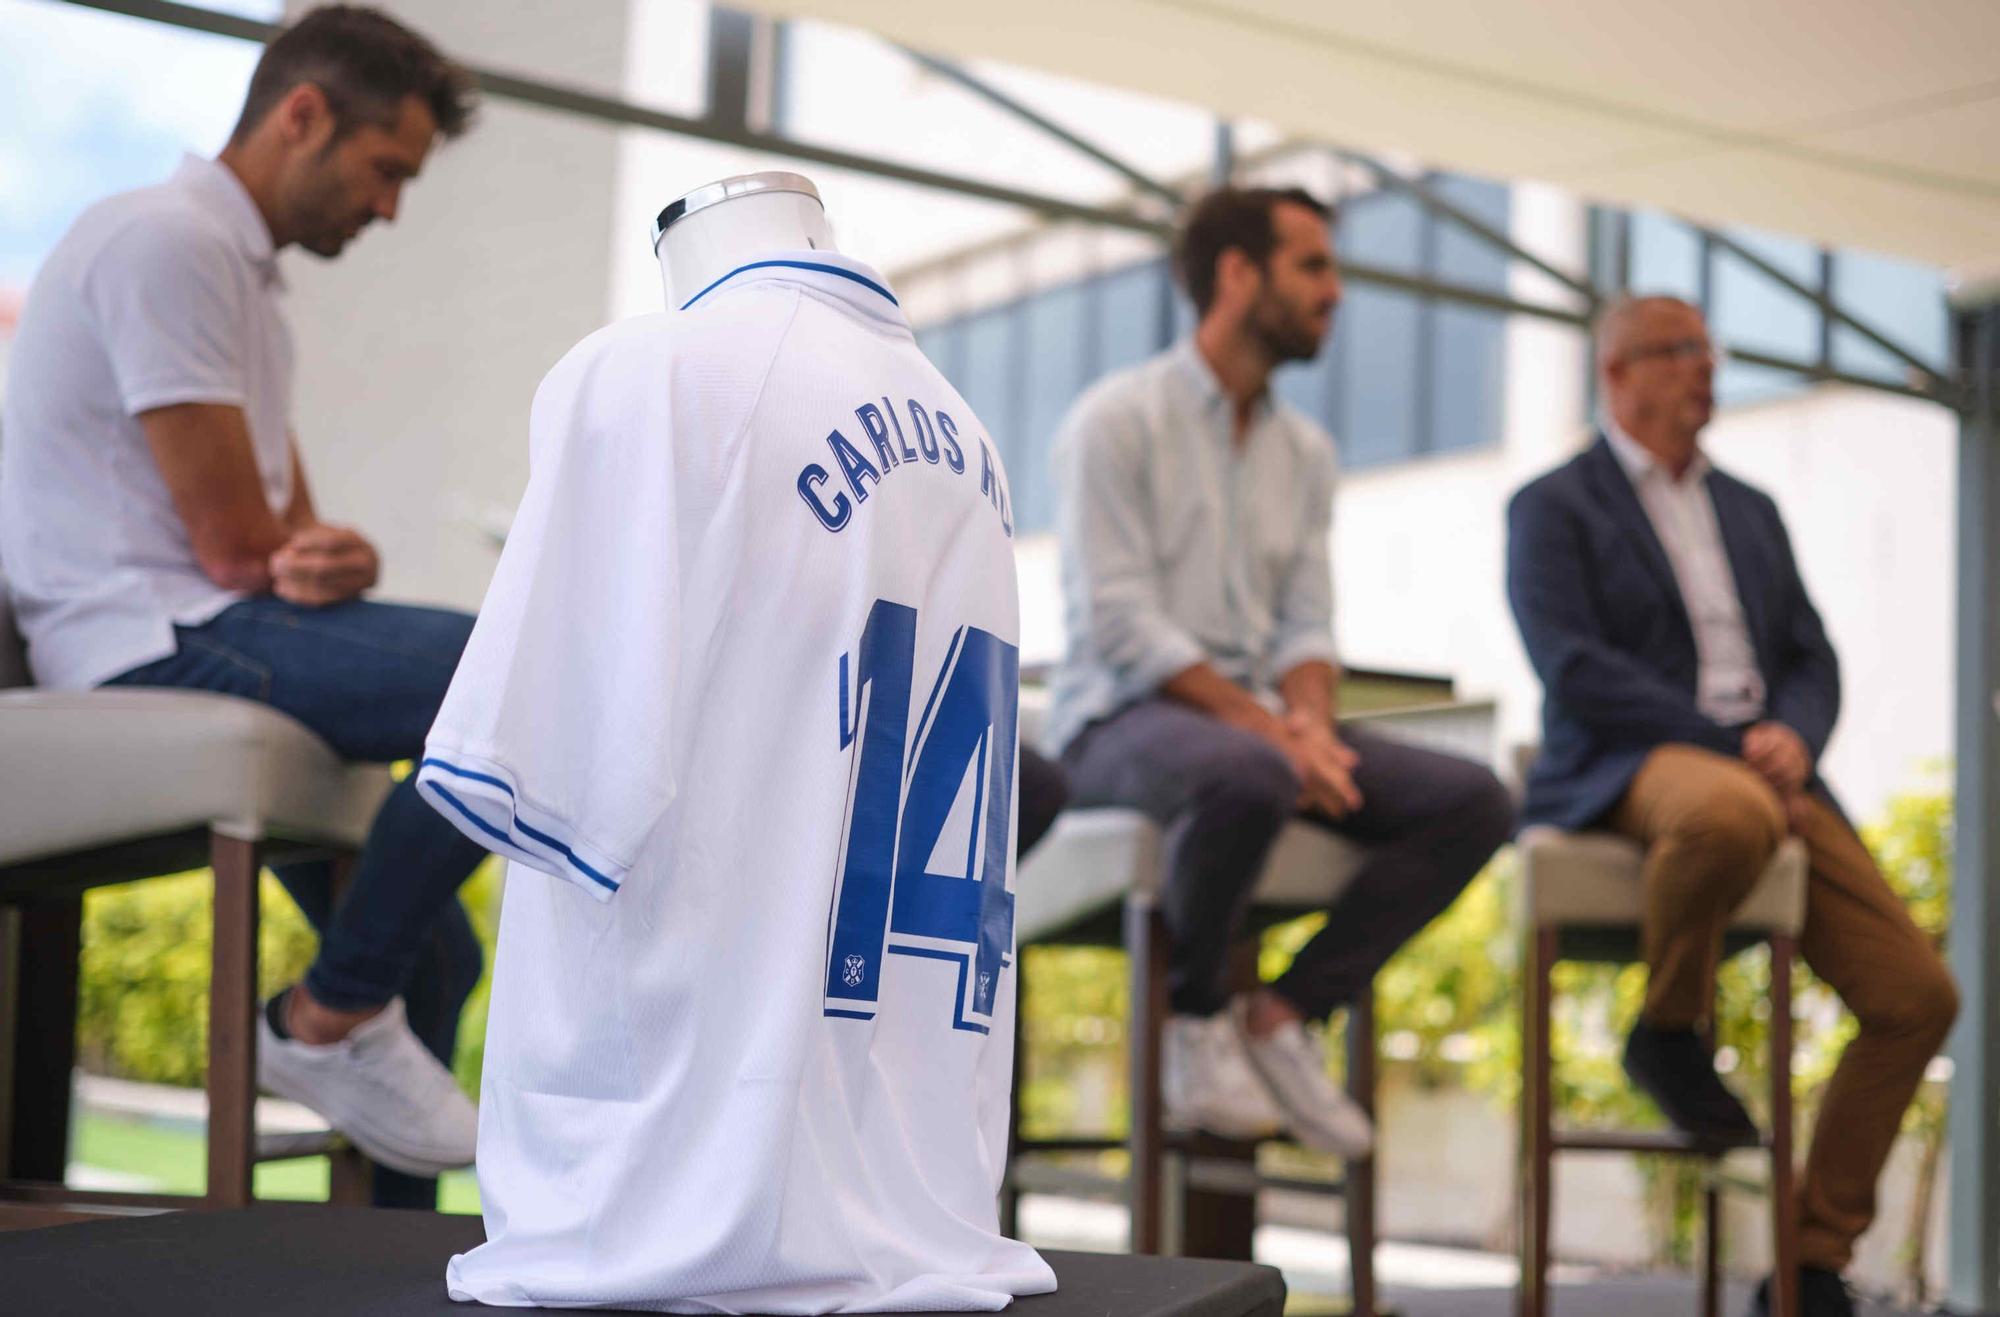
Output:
top-left (1949, 287), bottom-right (2000, 1313)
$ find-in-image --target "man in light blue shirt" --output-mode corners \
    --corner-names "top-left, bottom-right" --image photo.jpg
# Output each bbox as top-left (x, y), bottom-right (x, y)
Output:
top-left (1048, 186), bottom-right (1511, 1153)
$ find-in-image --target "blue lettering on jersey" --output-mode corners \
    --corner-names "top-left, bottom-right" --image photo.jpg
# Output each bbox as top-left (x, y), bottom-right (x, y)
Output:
top-left (883, 397), bottom-right (919, 462)
top-left (797, 463), bottom-right (851, 532)
top-left (825, 427), bottom-right (880, 506)
top-left (937, 411), bottom-right (966, 474)
top-left (795, 398), bottom-right (1012, 539)
top-left (824, 599), bottom-right (1018, 1033)
top-left (907, 401), bottom-right (941, 464)
top-left (977, 440), bottom-right (1013, 537)
top-left (855, 402), bottom-right (899, 470)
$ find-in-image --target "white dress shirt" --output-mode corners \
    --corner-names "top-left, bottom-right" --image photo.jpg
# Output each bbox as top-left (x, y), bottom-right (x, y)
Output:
top-left (1603, 423), bottom-right (1766, 725)
top-left (1046, 338), bottom-right (1340, 753)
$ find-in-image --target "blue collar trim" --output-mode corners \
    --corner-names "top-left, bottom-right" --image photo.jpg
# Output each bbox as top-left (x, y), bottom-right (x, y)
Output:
top-left (680, 259), bottom-right (900, 311)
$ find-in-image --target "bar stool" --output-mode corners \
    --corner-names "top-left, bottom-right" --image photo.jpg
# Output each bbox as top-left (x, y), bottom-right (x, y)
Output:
top-left (1516, 824), bottom-right (1807, 1317)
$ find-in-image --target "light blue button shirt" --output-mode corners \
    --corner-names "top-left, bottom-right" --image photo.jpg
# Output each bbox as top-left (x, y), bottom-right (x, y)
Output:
top-left (1045, 339), bottom-right (1340, 753)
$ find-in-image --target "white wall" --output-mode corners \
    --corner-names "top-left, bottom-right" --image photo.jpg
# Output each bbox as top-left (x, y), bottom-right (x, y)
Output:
top-left (1703, 386), bottom-right (1956, 816)
top-left (281, 0), bottom-right (631, 613)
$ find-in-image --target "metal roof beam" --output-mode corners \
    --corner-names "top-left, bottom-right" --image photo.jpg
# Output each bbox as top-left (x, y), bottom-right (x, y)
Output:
top-left (1347, 153), bottom-right (1599, 307)
top-left (897, 49), bottom-right (1185, 213)
top-left (1701, 226), bottom-right (1946, 392)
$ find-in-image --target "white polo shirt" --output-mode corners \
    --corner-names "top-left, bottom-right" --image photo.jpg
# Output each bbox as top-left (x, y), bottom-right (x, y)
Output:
top-left (0, 154), bottom-right (293, 689)
top-left (418, 253), bottom-right (1054, 1312)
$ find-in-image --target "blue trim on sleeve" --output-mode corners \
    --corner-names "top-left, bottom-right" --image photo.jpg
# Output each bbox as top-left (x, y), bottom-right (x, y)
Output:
top-left (418, 757), bottom-right (621, 893)
top-left (680, 259), bottom-right (899, 311)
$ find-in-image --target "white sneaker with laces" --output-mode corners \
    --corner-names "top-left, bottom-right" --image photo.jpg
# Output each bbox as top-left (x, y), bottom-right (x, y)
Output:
top-left (1161, 1011), bottom-right (1285, 1140)
top-left (257, 994), bottom-right (478, 1177)
top-left (1231, 997), bottom-right (1375, 1158)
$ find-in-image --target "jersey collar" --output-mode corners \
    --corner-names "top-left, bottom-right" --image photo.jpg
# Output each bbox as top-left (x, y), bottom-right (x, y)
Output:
top-left (677, 251), bottom-right (906, 330)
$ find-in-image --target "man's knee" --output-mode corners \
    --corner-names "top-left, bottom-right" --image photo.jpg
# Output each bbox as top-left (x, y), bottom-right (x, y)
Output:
top-left (1186, 737), bottom-right (1299, 834)
top-left (1454, 763), bottom-right (1516, 855)
top-left (1660, 771), bottom-right (1786, 880)
top-left (1860, 957), bottom-right (1960, 1045)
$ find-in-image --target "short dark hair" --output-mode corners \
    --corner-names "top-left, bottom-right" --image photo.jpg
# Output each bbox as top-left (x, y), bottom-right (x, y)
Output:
top-left (230, 5), bottom-right (477, 145)
top-left (1173, 186), bottom-right (1332, 317)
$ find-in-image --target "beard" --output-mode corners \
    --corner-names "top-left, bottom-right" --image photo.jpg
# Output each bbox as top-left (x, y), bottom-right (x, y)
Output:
top-left (288, 154), bottom-right (369, 258)
top-left (1246, 289), bottom-right (1326, 364)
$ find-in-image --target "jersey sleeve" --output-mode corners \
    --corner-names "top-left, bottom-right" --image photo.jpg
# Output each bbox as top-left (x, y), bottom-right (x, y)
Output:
top-left (417, 340), bottom-right (682, 901)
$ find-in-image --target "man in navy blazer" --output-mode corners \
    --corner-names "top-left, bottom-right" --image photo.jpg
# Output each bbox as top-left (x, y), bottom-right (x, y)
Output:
top-left (1507, 296), bottom-right (1956, 1317)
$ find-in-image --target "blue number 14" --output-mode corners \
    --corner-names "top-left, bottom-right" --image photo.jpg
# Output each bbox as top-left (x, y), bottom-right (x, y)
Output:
top-left (823, 598), bottom-right (1019, 1033)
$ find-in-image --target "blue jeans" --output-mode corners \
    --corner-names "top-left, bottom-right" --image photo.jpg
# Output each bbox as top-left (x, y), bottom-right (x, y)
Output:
top-left (105, 596), bottom-right (489, 1208)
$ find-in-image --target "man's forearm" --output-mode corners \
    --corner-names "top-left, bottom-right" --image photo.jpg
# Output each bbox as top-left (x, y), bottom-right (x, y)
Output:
top-left (1278, 660), bottom-right (1338, 727)
top-left (282, 440), bottom-right (318, 532)
top-left (1160, 662), bottom-right (1286, 741)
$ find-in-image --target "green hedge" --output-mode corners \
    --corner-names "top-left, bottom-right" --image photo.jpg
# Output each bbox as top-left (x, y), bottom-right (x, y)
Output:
top-left (78, 857), bottom-right (502, 1097)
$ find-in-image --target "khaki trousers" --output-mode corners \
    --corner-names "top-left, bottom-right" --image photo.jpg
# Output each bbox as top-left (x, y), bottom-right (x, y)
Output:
top-left (1609, 744), bottom-right (1959, 1271)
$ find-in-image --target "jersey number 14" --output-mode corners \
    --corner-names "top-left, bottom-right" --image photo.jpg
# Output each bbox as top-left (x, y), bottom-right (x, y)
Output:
top-left (823, 599), bottom-right (1019, 1034)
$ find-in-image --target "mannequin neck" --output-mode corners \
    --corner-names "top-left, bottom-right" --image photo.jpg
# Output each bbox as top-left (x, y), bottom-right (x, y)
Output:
top-left (655, 187), bottom-right (837, 309)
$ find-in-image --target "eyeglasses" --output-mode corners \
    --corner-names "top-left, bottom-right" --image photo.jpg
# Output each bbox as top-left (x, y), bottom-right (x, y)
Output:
top-left (1619, 338), bottom-right (1721, 367)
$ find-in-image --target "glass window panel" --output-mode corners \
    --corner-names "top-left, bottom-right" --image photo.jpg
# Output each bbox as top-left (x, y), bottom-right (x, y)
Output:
top-left (1715, 357), bottom-right (1804, 409)
top-left (1628, 211), bottom-right (1701, 301)
top-left (0, 0), bottom-right (262, 290)
top-left (1725, 227), bottom-right (1821, 288)
top-left (1830, 250), bottom-right (1948, 383)
top-left (1712, 247), bottom-right (1819, 362)
top-left (1096, 260), bottom-right (1169, 376)
top-left (1016, 283), bottom-right (1093, 535)
top-left (1429, 304), bottom-right (1506, 455)
top-left (956, 305), bottom-right (1022, 478)
top-left (1333, 286), bottom-right (1421, 468)
top-left (1337, 191), bottom-right (1424, 275)
top-left (1429, 174), bottom-right (1511, 293)
top-left (916, 324), bottom-right (962, 381)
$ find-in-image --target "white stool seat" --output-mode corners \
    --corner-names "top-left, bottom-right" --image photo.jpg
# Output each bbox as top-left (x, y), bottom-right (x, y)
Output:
top-left (1017, 808), bottom-right (1366, 945)
top-left (0, 687), bottom-right (391, 867)
top-left (1516, 825), bottom-right (1807, 935)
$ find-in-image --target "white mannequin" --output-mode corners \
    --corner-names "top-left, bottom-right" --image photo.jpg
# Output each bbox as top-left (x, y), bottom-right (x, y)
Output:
top-left (651, 171), bottom-right (837, 310)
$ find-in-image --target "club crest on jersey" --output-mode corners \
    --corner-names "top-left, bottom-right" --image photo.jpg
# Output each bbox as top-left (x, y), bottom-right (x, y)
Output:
top-left (843, 955), bottom-right (867, 988)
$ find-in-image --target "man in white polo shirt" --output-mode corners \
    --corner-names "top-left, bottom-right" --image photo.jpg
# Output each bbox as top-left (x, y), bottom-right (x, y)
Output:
top-left (0, 6), bottom-right (484, 1207)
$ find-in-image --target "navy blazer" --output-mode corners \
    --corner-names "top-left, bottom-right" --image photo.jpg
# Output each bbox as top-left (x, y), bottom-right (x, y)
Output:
top-left (1506, 435), bottom-right (1842, 831)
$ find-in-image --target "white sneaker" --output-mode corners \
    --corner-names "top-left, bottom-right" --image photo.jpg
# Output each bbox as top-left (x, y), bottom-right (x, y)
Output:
top-left (257, 994), bottom-right (478, 1177)
top-left (1162, 1011), bottom-right (1285, 1140)
top-left (1232, 997), bottom-right (1374, 1159)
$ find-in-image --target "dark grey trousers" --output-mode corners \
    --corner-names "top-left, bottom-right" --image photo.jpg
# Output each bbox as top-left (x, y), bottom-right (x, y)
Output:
top-left (1060, 698), bottom-right (1513, 1017)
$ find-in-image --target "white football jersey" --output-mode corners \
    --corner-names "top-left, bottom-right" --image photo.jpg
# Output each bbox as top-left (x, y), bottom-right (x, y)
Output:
top-left (418, 253), bottom-right (1056, 1313)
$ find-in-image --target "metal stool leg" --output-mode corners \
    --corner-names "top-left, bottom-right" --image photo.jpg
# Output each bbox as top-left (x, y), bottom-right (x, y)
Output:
top-left (1768, 934), bottom-right (1799, 1317)
top-left (1519, 925), bottom-right (1555, 1317)
top-left (1703, 1171), bottom-right (1722, 1317)
top-left (1346, 985), bottom-right (1378, 1317)
top-left (1126, 897), bottom-right (1166, 1254)
top-left (207, 833), bottom-right (261, 1208)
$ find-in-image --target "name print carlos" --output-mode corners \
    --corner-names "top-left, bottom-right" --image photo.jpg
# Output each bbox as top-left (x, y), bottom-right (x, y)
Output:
top-left (794, 394), bottom-right (1014, 536)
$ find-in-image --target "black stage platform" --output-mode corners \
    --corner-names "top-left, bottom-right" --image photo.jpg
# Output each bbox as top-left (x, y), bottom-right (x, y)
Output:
top-left (0, 1205), bottom-right (1285, 1316)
